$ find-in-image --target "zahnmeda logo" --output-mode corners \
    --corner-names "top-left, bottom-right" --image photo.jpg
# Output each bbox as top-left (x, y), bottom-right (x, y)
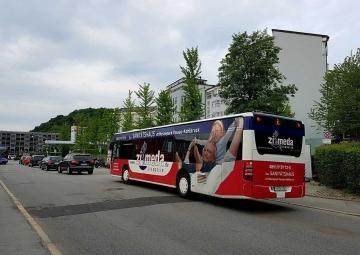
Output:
top-left (268, 130), bottom-right (294, 150)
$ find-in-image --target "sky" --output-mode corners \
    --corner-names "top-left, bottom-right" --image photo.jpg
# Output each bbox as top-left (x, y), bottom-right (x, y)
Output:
top-left (0, 0), bottom-right (359, 131)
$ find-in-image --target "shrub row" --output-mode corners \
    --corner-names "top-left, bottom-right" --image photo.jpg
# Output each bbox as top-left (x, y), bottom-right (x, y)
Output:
top-left (314, 142), bottom-right (360, 194)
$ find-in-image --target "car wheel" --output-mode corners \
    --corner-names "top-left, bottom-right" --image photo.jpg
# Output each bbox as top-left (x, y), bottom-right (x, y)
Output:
top-left (88, 169), bottom-right (93, 175)
top-left (122, 168), bottom-right (130, 184)
top-left (58, 166), bottom-right (62, 173)
top-left (177, 172), bottom-right (191, 198)
top-left (67, 166), bottom-right (72, 175)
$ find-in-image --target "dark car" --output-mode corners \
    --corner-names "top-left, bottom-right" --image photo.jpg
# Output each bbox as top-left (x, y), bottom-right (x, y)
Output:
top-left (40, 156), bottom-right (63, 171)
top-left (0, 157), bottom-right (8, 165)
top-left (58, 153), bottom-right (94, 175)
top-left (29, 155), bottom-right (45, 167)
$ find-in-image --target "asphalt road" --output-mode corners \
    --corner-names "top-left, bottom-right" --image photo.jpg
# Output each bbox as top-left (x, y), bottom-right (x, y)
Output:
top-left (1, 161), bottom-right (359, 255)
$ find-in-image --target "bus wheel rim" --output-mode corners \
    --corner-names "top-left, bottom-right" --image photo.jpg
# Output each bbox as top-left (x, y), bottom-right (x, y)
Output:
top-left (179, 177), bottom-right (188, 194)
top-left (123, 170), bottom-right (129, 181)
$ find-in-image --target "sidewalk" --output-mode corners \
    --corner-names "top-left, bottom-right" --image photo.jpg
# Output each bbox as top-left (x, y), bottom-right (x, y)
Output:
top-left (0, 183), bottom-right (49, 255)
top-left (306, 180), bottom-right (360, 202)
top-left (280, 181), bottom-right (360, 216)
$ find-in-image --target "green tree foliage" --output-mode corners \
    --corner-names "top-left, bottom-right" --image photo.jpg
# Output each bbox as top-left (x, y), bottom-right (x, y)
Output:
top-left (218, 30), bottom-right (297, 117)
top-left (32, 108), bottom-right (119, 156)
top-left (179, 47), bottom-right (204, 121)
top-left (121, 90), bottom-right (136, 131)
top-left (309, 49), bottom-right (360, 139)
top-left (315, 143), bottom-right (360, 194)
top-left (155, 89), bottom-right (176, 126)
top-left (135, 82), bottom-right (155, 128)
top-left (32, 115), bottom-right (71, 140)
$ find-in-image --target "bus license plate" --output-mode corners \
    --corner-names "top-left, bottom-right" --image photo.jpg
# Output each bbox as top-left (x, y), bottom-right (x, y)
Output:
top-left (271, 186), bottom-right (288, 192)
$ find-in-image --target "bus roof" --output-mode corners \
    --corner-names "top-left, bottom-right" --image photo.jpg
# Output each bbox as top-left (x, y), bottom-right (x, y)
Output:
top-left (113, 112), bottom-right (301, 138)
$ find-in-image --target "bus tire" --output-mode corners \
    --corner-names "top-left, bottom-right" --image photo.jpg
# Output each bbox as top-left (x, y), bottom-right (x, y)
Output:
top-left (122, 168), bottom-right (130, 184)
top-left (177, 172), bottom-right (191, 198)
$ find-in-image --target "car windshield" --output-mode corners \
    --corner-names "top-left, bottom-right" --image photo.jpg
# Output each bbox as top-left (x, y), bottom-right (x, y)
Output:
top-left (73, 155), bottom-right (91, 161)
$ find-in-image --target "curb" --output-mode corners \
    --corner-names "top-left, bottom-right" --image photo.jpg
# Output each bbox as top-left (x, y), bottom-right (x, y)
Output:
top-left (306, 194), bottom-right (360, 203)
top-left (0, 179), bottom-right (63, 255)
top-left (270, 199), bottom-right (360, 217)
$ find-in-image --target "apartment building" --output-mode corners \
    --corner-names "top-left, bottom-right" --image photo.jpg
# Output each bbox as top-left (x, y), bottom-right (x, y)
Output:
top-left (205, 86), bottom-right (226, 118)
top-left (166, 77), bottom-right (214, 121)
top-left (0, 131), bottom-right (59, 155)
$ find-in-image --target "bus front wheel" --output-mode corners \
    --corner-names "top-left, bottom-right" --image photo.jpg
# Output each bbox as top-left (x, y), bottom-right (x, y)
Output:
top-left (122, 168), bottom-right (130, 184)
top-left (177, 172), bottom-right (191, 198)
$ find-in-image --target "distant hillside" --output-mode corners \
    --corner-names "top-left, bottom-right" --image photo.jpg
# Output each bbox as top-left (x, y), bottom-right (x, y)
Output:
top-left (31, 108), bottom-right (119, 141)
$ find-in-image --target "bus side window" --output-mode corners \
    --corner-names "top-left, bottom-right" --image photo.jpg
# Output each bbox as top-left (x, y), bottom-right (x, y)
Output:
top-left (174, 139), bottom-right (197, 163)
top-left (165, 140), bottom-right (172, 153)
top-left (174, 140), bottom-right (184, 157)
top-left (161, 138), bottom-right (174, 161)
top-left (111, 143), bottom-right (120, 160)
top-left (120, 143), bottom-right (136, 160)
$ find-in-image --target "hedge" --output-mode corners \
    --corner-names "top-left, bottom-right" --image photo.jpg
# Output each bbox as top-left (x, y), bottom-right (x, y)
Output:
top-left (314, 142), bottom-right (360, 194)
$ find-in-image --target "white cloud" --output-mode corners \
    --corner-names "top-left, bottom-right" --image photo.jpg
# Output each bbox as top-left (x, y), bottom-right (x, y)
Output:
top-left (73, 21), bottom-right (133, 51)
top-left (0, 0), bottom-right (359, 131)
top-left (0, 35), bottom-right (59, 70)
top-left (201, 47), bottom-right (228, 84)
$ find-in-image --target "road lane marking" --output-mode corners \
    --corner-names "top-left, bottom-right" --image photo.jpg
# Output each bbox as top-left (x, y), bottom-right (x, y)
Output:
top-left (0, 179), bottom-right (63, 255)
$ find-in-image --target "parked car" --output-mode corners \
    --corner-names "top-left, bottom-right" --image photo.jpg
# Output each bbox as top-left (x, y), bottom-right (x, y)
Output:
top-left (29, 155), bottom-right (45, 167)
top-left (0, 157), bottom-right (8, 165)
top-left (57, 153), bottom-right (94, 175)
top-left (40, 156), bottom-right (62, 171)
top-left (20, 155), bottom-right (31, 166)
top-left (19, 155), bottom-right (26, 165)
top-left (7, 155), bottom-right (16, 160)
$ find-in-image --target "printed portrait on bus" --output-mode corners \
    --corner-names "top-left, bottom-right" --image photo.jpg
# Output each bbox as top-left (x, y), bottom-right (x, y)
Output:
top-left (176, 117), bottom-right (243, 171)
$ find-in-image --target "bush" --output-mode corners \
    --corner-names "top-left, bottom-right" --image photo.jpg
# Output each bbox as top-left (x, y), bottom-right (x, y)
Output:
top-left (314, 142), bottom-right (360, 194)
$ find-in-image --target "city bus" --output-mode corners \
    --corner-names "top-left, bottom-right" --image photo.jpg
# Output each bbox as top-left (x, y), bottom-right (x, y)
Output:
top-left (109, 112), bottom-right (305, 199)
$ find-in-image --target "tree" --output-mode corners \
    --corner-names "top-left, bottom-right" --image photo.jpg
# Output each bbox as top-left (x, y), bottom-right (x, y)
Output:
top-left (155, 89), bottom-right (176, 126)
top-left (31, 107), bottom-right (118, 156)
top-left (179, 47), bottom-right (204, 122)
top-left (135, 82), bottom-right (155, 128)
top-left (121, 90), bottom-right (136, 131)
top-left (309, 49), bottom-right (360, 139)
top-left (218, 30), bottom-right (297, 117)
top-left (96, 108), bottom-right (119, 154)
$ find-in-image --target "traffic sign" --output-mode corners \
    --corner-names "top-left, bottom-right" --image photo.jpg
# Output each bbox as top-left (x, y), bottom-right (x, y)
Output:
top-left (324, 131), bottom-right (332, 139)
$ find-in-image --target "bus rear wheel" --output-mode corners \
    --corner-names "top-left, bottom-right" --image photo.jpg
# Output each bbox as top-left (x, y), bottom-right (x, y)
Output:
top-left (177, 172), bottom-right (191, 198)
